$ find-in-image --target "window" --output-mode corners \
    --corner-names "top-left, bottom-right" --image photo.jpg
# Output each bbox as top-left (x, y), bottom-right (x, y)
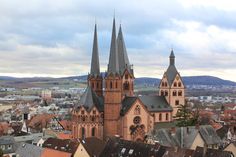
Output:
top-left (123, 82), bottom-right (129, 90)
top-left (116, 81), bottom-right (118, 88)
top-left (174, 82), bottom-right (177, 87)
top-left (93, 110), bottom-right (96, 114)
top-left (164, 82), bottom-right (167, 87)
top-left (133, 116), bottom-right (141, 125)
top-left (173, 91), bottom-right (177, 96)
top-left (81, 110), bottom-right (85, 115)
top-left (178, 91), bottom-right (182, 96)
top-left (110, 81), bottom-right (113, 89)
top-left (92, 128), bottom-right (96, 136)
top-left (134, 105), bottom-right (141, 115)
top-left (166, 113), bottom-right (169, 121)
top-left (125, 74), bottom-right (128, 79)
top-left (97, 82), bottom-right (99, 88)
top-left (165, 91), bottom-right (168, 96)
top-left (162, 82), bottom-right (164, 87)
top-left (178, 82), bottom-right (182, 87)
top-left (91, 116), bottom-right (95, 122)
top-left (175, 100), bottom-right (179, 106)
top-left (92, 82), bottom-right (94, 88)
top-left (159, 113), bottom-right (162, 121)
top-left (81, 127), bottom-right (85, 139)
top-left (161, 90), bottom-right (164, 96)
top-left (82, 116), bottom-right (85, 122)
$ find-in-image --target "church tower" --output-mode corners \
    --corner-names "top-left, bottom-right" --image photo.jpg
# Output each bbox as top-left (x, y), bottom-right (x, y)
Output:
top-left (104, 18), bottom-right (134, 138)
top-left (88, 24), bottom-right (103, 97)
top-left (159, 49), bottom-right (185, 117)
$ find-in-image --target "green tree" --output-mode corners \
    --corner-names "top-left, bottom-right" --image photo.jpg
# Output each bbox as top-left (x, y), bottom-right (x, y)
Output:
top-left (0, 148), bottom-right (3, 157)
top-left (174, 104), bottom-right (199, 127)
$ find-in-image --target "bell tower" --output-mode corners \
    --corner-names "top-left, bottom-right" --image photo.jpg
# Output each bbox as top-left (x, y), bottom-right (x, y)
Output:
top-left (88, 24), bottom-right (103, 97)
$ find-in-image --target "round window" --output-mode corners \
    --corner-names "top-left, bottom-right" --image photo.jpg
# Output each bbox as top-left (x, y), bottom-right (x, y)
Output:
top-left (133, 116), bottom-right (141, 124)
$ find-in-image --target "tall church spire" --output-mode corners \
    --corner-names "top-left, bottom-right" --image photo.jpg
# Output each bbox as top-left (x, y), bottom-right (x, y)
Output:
top-left (117, 24), bottom-right (130, 74)
top-left (90, 24), bottom-right (100, 76)
top-left (108, 18), bottom-right (119, 75)
top-left (169, 49), bottom-right (175, 66)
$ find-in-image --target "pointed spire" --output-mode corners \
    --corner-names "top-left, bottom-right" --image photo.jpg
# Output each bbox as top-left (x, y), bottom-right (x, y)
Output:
top-left (90, 24), bottom-right (100, 76)
top-left (108, 18), bottom-right (119, 74)
top-left (117, 24), bottom-right (130, 74)
top-left (169, 49), bottom-right (175, 66)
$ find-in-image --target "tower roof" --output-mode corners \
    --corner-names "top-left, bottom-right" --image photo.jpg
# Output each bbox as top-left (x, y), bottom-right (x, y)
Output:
top-left (78, 86), bottom-right (103, 112)
top-left (107, 18), bottom-right (119, 75)
top-left (90, 24), bottom-right (100, 76)
top-left (166, 49), bottom-right (178, 85)
top-left (117, 25), bottom-right (131, 74)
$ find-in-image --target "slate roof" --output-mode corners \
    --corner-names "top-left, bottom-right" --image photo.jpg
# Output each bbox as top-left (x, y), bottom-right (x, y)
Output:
top-left (77, 86), bottom-right (104, 112)
top-left (90, 24), bottom-right (100, 77)
top-left (148, 125), bottom-right (221, 149)
top-left (0, 136), bottom-right (17, 154)
top-left (42, 138), bottom-right (79, 155)
top-left (199, 125), bottom-right (222, 145)
top-left (99, 137), bottom-right (165, 157)
top-left (139, 96), bottom-right (172, 112)
top-left (80, 137), bottom-right (105, 157)
top-left (107, 18), bottom-right (119, 75)
top-left (216, 125), bottom-right (229, 139)
top-left (15, 143), bottom-right (43, 157)
top-left (117, 25), bottom-right (131, 75)
top-left (121, 96), bottom-right (172, 115)
top-left (165, 49), bottom-right (179, 86)
top-left (193, 146), bottom-right (234, 157)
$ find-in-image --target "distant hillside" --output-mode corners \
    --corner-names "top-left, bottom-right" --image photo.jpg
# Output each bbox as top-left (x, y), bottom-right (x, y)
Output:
top-left (0, 75), bottom-right (235, 89)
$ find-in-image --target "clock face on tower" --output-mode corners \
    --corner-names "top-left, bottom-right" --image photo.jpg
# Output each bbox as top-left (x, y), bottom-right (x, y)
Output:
top-left (133, 116), bottom-right (141, 125)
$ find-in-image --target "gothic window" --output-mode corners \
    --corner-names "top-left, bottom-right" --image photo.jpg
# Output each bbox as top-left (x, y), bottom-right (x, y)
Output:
top-left (161, 90), bottom-right (164, 96)
top-left (175, 100), bottom-right (179, 106)
top-left (166, 113), bottom-right (169, 121)
top-left (133, 116), bottom-right (141, 125)
top-left (116, 81), bottom-right (118, 88)
top-left (110, 81), bottom-right (113, 89)
top-left (178, 91), bottom-right (182, 96)
top-left (164, 82), bottom-right (168, 87)
top-left (173, 91), bottom-right (177, 96)
top-left (159, 113), bottom-right (162, 121)
top-left (92, 127), bottom-right (96, 136)
top-left (134, 105), bottom-right (141, 115)
top-left (81, 127), bottom-right (85, 139)
top-left (93, 110), bottom-right (96, 114)
top-left (123, 82), bottom-right (129, 90)
top-left (92, 82), bottom-right (94, 88)
top-left (165, 91), bottom-right (168, 96)
top-left (174, 82), bottom-right (177, 87)
top-left (178, 82), bottom-right (182, 87)
top-left (162, 82), bottom-right (164, 87)
top-left (125, 74), bottom-right (128, 79)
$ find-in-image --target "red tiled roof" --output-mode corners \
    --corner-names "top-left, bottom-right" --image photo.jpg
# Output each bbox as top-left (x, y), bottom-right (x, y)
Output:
top-left (41, 148), bottom-right (72, 157)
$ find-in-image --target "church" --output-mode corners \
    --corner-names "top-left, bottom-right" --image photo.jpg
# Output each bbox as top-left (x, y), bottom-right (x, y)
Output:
top-left (71, 18), bottom-right (185, 141)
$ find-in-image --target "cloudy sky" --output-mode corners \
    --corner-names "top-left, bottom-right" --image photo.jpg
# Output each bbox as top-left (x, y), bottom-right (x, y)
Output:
top-left (0, 0), bottom-right (236, 81)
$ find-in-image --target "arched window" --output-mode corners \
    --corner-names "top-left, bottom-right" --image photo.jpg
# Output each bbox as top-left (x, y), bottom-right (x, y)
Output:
top-left (166, 113), bottom-right (169, 121)
top-left (173, 91), bottom-right (177, 96)
top-left (178, 82), bottom-right (182, 87)
top-left (175, 100), bottom-right (179, 106)
top-left (81, 127), bottom-right (85, 139)
top-left (161, 90), bottom-right (164, 96)
top-left (159, 113), bottom-right (162, 121)
top-left (92, 127), bottom-right (96, 136)
top-left (92, 82), bottom-right (94, 88)
top-left (116, 81), bottom-right (118, 88)
top-left (174, 82), bottom-right (177, 87)
top-left (178, 91), bottom-right (182, 96)
top-left (123, 82), bottom-right (129, 90)
top-left (164, 82), bottom-right (168, 87)
top-left (134, 105), bottom-right (141, 115)
top-left (125, 74), bottom-right (128, 79)
top-left (110, 81), bottom-right (113, 89)
top-left (162, 82), bottom-right (164, 87)
top-left (165, 91), bottom-right (168, 96)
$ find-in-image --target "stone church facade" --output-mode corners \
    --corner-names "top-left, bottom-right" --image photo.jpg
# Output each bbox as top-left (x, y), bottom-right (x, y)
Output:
top-left (72, 18), bottom-right (185, 141)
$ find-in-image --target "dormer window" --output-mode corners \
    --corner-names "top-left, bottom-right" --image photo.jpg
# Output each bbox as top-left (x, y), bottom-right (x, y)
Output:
top-left (174, 82), bottom-right (177, 87)
top-left (178, 82), bottom-right (182, 87)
